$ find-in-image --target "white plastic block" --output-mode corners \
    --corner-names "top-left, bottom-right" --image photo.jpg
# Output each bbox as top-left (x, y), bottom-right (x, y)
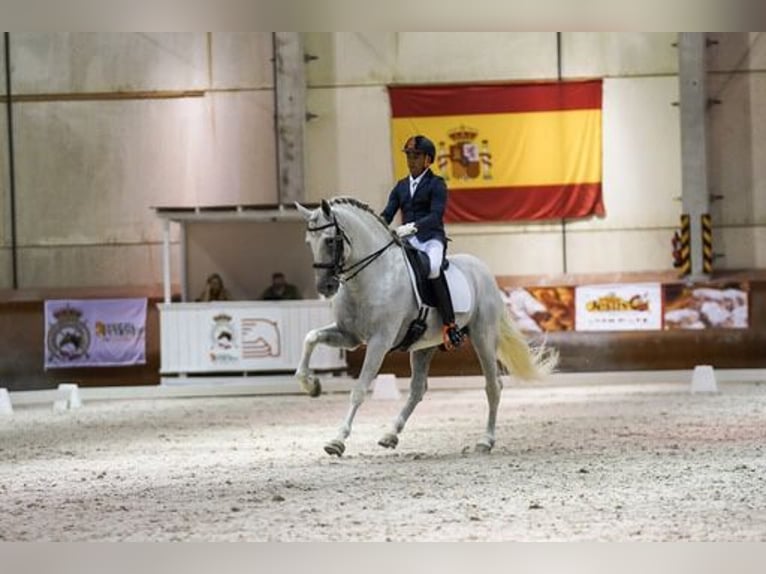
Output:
top-left (691, 365), bottom-right (718, 393)
top-left (0, 388), bottom-right (12, 415)
top-left (371, 373), bottom-right (401, 400)
top-left (53, 383), bottom-right (83, 411)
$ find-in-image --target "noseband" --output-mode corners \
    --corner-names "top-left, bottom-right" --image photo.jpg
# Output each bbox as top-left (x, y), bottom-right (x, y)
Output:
top-left (307, 215), bottom-right (396, 282)
top-left (307, 218), bottom-right (349, 278)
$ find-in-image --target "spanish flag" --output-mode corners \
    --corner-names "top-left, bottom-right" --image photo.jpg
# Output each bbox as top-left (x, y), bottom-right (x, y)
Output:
top-left (389, 81), bottom-right (604, 222)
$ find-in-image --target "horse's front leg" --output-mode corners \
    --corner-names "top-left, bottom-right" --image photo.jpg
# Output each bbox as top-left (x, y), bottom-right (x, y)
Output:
top-left (295, 323), bottom-right (360, 397)
top-left (378, 347), bottom-right (437, 450)
top-left (325, 335), bottom-right (391, 457)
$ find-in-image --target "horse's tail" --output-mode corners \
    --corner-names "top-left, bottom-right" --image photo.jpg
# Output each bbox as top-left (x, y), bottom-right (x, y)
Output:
top-left (496, 306), bottom-right (558, 381)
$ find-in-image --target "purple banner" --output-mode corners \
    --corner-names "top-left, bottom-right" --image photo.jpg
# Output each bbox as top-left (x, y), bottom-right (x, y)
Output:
top-left (44, 299), bottom-right (147, 369)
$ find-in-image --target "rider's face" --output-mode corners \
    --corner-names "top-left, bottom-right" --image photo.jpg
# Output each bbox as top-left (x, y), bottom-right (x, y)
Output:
top-left (404, 149), bottom-right (431, 178)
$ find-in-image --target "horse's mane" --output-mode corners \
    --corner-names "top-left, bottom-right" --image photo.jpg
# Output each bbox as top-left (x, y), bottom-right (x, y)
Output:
top-left (328, 196), bottom-right (402, 244)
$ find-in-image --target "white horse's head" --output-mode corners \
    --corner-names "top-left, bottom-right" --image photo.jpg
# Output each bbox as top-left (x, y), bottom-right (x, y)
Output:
top-left (296, 199), bottom-right (348, 297)
top-left (297, 197), bottom-right (399, 298)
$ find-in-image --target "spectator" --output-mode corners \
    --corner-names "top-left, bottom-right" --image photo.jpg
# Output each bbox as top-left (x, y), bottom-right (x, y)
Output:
top-left (196, 273), bottom-right (231, 302)
top-left (261, 272), bottom-right (302, 301)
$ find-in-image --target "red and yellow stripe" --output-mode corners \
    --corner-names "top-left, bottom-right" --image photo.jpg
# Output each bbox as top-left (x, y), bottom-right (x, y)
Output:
top-left (389, 81), bottom-right (604, 222)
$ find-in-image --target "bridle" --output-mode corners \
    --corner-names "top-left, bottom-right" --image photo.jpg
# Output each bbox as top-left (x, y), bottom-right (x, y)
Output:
top-left (307, 214), bottom-right (396, 282)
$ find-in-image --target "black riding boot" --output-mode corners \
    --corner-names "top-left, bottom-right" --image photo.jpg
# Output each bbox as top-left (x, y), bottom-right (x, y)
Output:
top-left (429, 273), bottom-right (464, 350)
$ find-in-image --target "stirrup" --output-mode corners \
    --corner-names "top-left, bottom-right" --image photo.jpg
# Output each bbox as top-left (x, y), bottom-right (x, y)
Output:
top-left (442, 323), bottom-right (464, 351)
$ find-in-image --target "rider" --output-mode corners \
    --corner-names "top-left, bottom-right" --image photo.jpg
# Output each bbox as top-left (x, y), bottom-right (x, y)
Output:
top-left (381, 134), bottom-right (464, 350)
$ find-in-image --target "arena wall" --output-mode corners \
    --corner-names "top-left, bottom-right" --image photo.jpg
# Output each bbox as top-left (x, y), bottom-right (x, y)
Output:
top-left (1, 33), bottom-right (765, 389)
top-left (1, 33), bottom-right (764, 293)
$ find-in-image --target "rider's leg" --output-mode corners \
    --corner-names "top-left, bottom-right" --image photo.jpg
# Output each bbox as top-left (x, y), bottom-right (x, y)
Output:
top-left (429, 272), bottom-right (464, 350)
top-left (419, 239), bottom-right (464, 350)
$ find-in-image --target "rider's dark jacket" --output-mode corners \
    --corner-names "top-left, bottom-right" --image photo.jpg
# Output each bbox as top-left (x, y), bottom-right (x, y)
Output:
top-left (380, 168), bottom-right (447, 246)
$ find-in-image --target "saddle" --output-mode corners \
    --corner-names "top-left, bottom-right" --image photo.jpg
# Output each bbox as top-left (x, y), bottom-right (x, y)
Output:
top-left (402, 243), bottom-right (444, 308)
top-left (391, 244), bottom-right (472, 352)
top-left (401, 244), bottom-right (471, 312)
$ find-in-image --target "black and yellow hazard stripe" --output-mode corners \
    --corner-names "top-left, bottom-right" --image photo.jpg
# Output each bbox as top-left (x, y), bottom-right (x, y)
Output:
top-left (677, 214), bottom-right (691, 277)
top-left (701, 213), bottom-right (713, 274)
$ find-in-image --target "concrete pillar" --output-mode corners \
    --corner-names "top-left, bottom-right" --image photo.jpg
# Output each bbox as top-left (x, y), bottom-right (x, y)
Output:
top-left (179, 221), bottom-right (188, 302)
top-left (677, 33), bottom-right (711, 280)
top-left (273, 32), bottom-right (307, 206)
top-left (162, 219), bottom-right (172, 304)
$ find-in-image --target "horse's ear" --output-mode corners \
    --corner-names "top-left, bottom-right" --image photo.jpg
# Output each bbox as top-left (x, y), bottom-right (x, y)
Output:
top-left (294, 202), bottom-right (313, 220)
top-left (321, 199), bottom-right (332, 217)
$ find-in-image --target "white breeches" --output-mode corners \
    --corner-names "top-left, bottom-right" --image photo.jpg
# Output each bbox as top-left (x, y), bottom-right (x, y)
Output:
top-left (407, 237), bottom-right (444, 279)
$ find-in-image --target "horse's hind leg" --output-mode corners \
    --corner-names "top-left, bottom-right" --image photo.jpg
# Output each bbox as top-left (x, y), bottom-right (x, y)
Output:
top-left (378, 347), bottom-right (436, 450)
top-left (472, 328), bottom-right (502, 453)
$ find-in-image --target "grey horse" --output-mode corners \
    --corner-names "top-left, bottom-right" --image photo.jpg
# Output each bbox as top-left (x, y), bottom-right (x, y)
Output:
top-left (295, 197), bottom-right (557, 456)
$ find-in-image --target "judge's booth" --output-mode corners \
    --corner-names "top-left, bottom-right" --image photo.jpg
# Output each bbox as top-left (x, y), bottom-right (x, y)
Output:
top-left (154, 205), bottom-right (347, 385)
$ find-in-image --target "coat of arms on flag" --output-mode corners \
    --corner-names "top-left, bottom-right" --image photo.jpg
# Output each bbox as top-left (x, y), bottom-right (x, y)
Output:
top-left (436, 125), bottom-right (492, 182)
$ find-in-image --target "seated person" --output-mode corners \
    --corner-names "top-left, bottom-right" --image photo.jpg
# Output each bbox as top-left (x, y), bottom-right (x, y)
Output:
top-left (261, 272), bottom-right (301, 300)
top-left (196, 273), bottom-right (231, 302)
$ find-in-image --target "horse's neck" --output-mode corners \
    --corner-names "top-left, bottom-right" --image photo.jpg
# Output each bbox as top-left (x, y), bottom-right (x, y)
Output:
top-left (336, 208), bottom-right (391, 259)
top-left (333, 207), bottom-right (411, 324)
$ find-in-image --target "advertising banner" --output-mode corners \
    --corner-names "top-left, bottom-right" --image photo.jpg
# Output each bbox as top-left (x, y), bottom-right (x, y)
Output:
top-left (575, 283), bottom-right (662, 332)
top-left (44, 299), bottom-right (147, 368)
top-left (663, 283), bottom-right (748, 329)
top-left (503, 286), bottom-right (575, 333)
top-left (158, 301), bottom-right (346, 378)
top-left (162, 303), bottom-right (336, 373)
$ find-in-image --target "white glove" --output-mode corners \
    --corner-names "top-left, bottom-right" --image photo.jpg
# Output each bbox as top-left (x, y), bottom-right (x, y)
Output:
top-left (396, 222), bottom-right (418, 238)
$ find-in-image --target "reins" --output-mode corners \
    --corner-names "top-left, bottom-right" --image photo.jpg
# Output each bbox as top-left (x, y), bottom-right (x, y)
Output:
top-left (307, 212), bottom-right (397, 283)
top-left (342, 238), bottom-right (397, 281)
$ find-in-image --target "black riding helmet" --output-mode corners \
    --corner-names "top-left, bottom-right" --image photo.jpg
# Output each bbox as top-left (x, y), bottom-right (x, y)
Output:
top-left (403, 135), bottom-right (436, 162)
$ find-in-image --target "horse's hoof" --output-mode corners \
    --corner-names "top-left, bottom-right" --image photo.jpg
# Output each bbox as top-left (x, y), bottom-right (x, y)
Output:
top-left (475, 441), bottom-right (493, 454)
top-left (308, 377), bottom-right (322, 398)
top-left (377, 434), bottom-right (399, 449)
top-left (324, 439), bottom-right (345, 457)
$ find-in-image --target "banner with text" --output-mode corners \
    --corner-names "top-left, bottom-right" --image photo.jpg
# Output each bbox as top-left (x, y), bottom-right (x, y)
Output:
top-left (44, 299), bottom-right (147, 368)
top-left (389, 81), bottom-right (604, 222)
top-left (575, 283), bottom-right (663, 332)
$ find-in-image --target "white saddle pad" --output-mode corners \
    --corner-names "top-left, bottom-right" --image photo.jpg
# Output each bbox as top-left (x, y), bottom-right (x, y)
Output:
top-left (444, 264), bottom-right (472, 313)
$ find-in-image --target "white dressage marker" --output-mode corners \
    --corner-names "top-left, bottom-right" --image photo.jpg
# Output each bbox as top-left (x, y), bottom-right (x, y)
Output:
top-left (691, 365), bottom-right (718, 393)
top-left (53, 383), bottom-right (83, 412)
top-left (371, 374), bottom-right (401, 400)
top-left (0, 388), bottom-right (12, 415)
